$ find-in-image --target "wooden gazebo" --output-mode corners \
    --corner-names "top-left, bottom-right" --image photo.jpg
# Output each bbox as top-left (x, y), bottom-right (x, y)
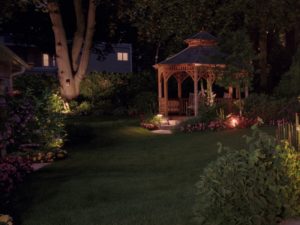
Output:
top-left (153, 31), bottom-right (248, 116)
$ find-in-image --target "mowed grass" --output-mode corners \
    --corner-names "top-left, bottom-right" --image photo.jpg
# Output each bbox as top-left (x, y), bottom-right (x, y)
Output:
top-left (16, 118), bottom-right (274, 225)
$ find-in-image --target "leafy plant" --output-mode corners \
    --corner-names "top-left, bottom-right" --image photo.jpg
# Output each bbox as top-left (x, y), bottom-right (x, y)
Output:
top-left (195, 127), bottom-right (300, 225)
top-left (76, 101), bottom-right (93, 115)
top-left (140, 114), bottom-right (163, 130)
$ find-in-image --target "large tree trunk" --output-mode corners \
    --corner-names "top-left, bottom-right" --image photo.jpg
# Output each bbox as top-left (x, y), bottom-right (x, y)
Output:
top-left (48, 0), bottom-right (96, 100)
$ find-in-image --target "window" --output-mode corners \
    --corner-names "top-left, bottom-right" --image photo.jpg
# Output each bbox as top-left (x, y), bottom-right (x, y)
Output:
top-left (42, 53), bottom-right (49, 66)
top-left (117, 52), bottom-right (128, 61)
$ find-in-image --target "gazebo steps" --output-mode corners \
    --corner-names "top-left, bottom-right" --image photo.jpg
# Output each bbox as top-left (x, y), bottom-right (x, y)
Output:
top-left (159, 119), bottom-right (181, 130)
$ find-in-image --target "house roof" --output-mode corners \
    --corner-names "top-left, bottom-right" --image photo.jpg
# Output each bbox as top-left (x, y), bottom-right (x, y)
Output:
top-left (0, 44), bottom-right (30, 69)
top-left (156, 31), bottom-right (226, 66)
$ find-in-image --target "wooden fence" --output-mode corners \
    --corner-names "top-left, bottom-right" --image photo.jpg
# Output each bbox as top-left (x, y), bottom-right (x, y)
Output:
top-left (276, 113), bottom-right (300, 151)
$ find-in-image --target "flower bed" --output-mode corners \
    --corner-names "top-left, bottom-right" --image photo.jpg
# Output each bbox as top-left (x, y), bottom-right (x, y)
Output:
top-left (178, 115), bottom-right (261, 133)
top-left (25, 149), bottom-right (68, 163)
top-left (0, 155), bottom-right (32, 214)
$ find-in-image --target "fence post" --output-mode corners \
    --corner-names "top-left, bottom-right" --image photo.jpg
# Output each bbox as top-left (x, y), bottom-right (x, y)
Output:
top-left (296, 113), bottom-right (300, 151)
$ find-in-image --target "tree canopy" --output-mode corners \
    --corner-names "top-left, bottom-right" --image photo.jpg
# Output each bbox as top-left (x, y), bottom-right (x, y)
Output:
top-left (1, 0), bottom-right (300, 94)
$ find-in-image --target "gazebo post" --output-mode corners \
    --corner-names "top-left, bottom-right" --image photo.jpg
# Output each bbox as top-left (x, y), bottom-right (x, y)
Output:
top-left (177, 77), bottom-right (183, 115)
top-left (157, 69), bottom-right (163, 115)
top-left (158, 72), bottom-right (162, 99)
top-left (207, 78), bottom-right (212, 106)
top-left (193, 69), bottom-right (199, 116)
top-left (164, 76), bottom-right (169, 116)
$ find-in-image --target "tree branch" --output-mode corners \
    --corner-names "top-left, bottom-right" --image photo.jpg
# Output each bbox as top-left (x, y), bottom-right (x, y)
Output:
top-left (75, 0), bottom-right (96, 83)
top-left (72, 0), bottom-right (85, 72)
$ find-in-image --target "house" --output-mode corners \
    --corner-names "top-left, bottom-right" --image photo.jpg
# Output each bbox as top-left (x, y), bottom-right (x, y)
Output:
top-left (1, 35), bottom-right (133, 75)
top-left (88, 43), bottom-right (133, 73)
top-left (0, 44), bottom-right (29, 95)
top-left (0, 35), bottom-right (57, 75)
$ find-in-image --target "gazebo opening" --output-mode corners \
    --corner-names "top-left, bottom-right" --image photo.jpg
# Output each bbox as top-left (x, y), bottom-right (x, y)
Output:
top-left (168, 76), bottom-right (178, 99)
top-left (182, 76), bottom-right (194, 98)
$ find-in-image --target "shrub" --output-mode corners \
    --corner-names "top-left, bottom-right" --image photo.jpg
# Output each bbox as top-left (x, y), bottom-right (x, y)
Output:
top-left (0, 155), bottom-right (32, 212)
top-left (276, 47), bottom-right (300, 97)
top-left (140, 114), bottom-right (163, 130)
top-left (76, 101), bottom-right (93, 115)
top-left (3, 74), bottom-right (66, 153)
top-left (5, 90), bottom-right (66, 153)
top-left (14, 73), bottom-right (58, 96)
top-left (195, 127), bottom-right (300, 225)
top-left (129, 91), bottom-right (157, 115)
top-left (78, 72), bottom-right (156, 115)
top-left (243, 94), bottom-right (299, 122)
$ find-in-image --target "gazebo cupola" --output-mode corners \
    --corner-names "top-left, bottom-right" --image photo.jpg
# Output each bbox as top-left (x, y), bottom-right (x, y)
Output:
top-left (154, 31), bottom-right (229, 116)
top-left (184, 31), bottom-right (218, 47)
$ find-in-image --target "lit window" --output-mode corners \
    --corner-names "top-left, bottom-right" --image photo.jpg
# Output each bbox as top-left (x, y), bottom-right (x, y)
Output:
top-left (117, 52), bottom-right (128, 61)
top-left (42, 53), bottom-right (49, 66)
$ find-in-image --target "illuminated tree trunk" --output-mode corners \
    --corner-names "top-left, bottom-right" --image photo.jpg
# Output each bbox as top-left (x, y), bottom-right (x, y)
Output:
top-left (48, 0), bottom-right (96, 100)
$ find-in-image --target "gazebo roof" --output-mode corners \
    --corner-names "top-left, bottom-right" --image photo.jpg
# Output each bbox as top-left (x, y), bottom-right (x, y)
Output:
top-left (157, 45), bottom-right (225, 65)
top-left (155, 31), bottom-right (226, 66)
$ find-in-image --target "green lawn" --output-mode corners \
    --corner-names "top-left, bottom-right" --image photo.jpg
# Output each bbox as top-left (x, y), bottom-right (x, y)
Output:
top-left (16, 118), bottom-right (274, 225)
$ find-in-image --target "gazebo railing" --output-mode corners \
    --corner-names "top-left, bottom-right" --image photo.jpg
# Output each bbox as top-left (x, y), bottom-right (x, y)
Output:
top-left (168, 99), bottom-right (180, 113)
top-left (159, 96), bottom-right (235, 116)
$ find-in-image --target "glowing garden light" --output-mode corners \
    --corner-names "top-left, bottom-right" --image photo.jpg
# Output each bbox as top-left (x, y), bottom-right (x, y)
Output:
top-left (230, 117), bottom-right (239, 128)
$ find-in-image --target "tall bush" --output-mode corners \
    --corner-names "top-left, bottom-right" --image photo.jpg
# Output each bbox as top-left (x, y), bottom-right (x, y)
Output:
top-left (2, 74), bottom-right (66, 153)
top-left (243, 94), bottom-right (299, 122)
top-left (276, 47), bottom-right (300, 97)
top-left (79, 72), bottom-right (157, 115)
top-left (5, 90), bottom-right (66, 152)
top-left (195, 127), bottom-right (300, 225)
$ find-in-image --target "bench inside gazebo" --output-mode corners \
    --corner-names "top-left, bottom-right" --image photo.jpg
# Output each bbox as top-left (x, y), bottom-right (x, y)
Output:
top-left (154, 31), bottom-right (249, 117)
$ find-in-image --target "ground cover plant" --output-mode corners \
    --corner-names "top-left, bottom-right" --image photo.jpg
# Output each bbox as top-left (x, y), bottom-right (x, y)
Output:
top-left (13, 117), bottom-right (274, 225)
